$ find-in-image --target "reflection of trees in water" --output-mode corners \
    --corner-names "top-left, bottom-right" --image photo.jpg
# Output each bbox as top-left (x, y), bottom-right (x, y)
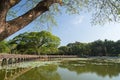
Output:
top-left (16, 64), bottom-right (61, 80)
top-left (1, 60), bottom-right (120, 80)
top-left (0, 68), bottom-right (29, 80)
top-left (0, 69), bottom-right (5, 80)
top-left (60, 60), bottom-right (120, 78)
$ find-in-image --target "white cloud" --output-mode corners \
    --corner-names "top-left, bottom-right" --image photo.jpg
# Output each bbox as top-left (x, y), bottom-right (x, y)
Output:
top-left (72, 16), bottom-right (84, 25)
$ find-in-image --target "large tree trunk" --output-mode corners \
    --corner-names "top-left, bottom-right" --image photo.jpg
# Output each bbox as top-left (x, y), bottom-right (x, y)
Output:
top-left (0, 0), bottom-right (62, 41)
top-left (0, 0), bottom-right (20, 41)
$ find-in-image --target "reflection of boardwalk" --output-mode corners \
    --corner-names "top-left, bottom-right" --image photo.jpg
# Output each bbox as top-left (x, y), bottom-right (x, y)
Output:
top-left (4, 67), bottom-right (32, 80)
top-left (0, 54), bottom-right (78, 80)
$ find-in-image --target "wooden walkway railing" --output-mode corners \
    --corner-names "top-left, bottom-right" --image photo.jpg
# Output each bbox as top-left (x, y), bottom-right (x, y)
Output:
top-left (0, 54), bottom-right (78, 66)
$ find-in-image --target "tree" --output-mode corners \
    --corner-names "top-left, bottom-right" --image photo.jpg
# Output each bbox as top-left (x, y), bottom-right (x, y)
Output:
top-left (58, 46), bottom-right (69, 55)
top-left (104, 39), bottom-right (115, 56)
top-left (66, 42), bottom-right (89, 56)
top-left (9, 31), bottom-right (60, 54)
top-left (0, 0), bottom-right (120, 41)
top-left (114, 40), bottom-right (120, 56)
top-left (58, 39), bottom-right (120, 57)
top-left (8, 40), bottom-right (20, 54)
top-left (0, 0), bottom-right (62, 41)
top-left (90, 40), bottom-right (105, 56)
top-left (0, 41), bottom-right (9, 53)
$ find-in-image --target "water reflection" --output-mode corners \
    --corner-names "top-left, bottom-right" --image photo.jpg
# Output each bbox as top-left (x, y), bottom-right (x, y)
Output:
top-left (0, 69), bottom-right (5, 80)
top-left (0, 60), bottom-right (120, 80)
top-left (59, 60), bottom-right (120, 78)
top-left (0, 68), bottom-right (25, 80)
top-left (15, 64), bottom-right (61, 80)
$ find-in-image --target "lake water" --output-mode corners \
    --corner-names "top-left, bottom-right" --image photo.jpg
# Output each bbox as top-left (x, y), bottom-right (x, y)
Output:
top-left (0, 60), bottom-right (120, 80)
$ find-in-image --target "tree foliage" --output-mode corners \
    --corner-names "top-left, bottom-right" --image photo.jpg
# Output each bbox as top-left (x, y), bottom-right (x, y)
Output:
top-left (0, 0), bottom-right (120, 41)
top-left (58, 39), bottom-right (120, 57)
top-left (0, 41), bottom-right (9, 53)
top-left (8, 31), bottom-right (61, 55)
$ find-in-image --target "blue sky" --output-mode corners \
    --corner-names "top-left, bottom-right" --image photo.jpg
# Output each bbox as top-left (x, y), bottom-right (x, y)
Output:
top-left (52, 13), bottom-right (120, 46)
top-left (7, 1), bottom-right (120, 46)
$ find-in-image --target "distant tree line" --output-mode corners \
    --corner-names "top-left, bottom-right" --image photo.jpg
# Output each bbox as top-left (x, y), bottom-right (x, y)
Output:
top-left (1, 32), bottom-right (120, 57)
top-left (58, 40), bottom-right (120, 57)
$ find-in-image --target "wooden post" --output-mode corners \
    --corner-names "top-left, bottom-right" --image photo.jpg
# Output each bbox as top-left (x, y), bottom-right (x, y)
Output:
top-left (4, 59), bottom-right (8, 80)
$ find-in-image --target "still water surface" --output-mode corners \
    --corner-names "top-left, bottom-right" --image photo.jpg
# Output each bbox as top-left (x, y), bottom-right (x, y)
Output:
top-left (0, 60), bottom-right (120, 80)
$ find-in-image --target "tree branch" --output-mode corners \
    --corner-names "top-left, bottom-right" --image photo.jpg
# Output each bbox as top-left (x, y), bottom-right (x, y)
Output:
top-left (9, 0), bottom-right (21, 7)
top-left (0, 0), bottom-right (21, 22)
top-left (7, 1), bottom-right (48, 29)
top-left (0, 0), bottom-right (63, 41)
top-left (8, 0), bottom-right (62, 27)
top-left (0, 0), bottom-right (21, 41)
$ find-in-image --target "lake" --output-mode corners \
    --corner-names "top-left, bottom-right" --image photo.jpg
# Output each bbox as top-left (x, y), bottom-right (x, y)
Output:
top-left (0, 60), bottom-right (120, 80)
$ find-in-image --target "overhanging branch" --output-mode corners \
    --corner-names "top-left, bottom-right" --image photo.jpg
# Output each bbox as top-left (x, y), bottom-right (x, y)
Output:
top-left (0, 0), bottom-right (63, 41)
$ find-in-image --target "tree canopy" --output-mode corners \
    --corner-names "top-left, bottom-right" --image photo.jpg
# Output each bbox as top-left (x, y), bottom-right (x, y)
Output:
top-left (0, 0), bottom-right (120, 41)
top-left (58, 40), bottom-right (120, 57)
top-left (8, 31), bottom-right (61, 55)
top-left (0, 41), bottom-right (9, 53)
top-left (1, 38), bottom-right (120, 57)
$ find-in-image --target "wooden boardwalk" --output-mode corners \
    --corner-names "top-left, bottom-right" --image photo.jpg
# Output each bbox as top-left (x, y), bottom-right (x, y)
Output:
top-left (0, 54), bottom-right (39, 60)
top-left (0, 54), bottom-right (39, 66)
top-left (0, 54), bottom-right (78, 60)
top-left (0, 54), bottom-right (78, 80)
top-left (0, 54), bottom-right (78, 66)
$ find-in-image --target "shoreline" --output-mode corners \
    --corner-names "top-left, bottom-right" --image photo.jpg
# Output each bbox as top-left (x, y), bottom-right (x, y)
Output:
top-left (60, 57), bottom-right (120, 63)
top-left (0, 57), bottom-right (120, 69)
